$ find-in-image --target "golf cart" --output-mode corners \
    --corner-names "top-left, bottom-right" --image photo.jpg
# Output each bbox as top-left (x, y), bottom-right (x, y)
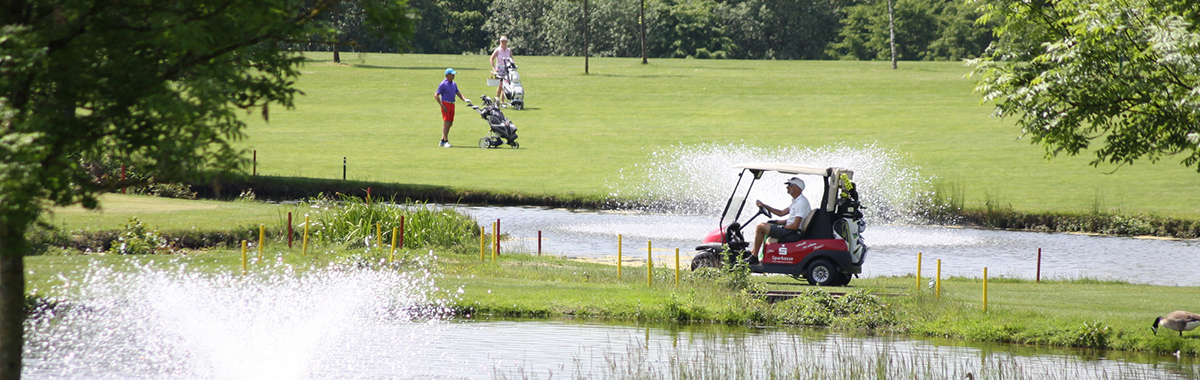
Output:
top-left (691, 163), bottom-right (867, 286)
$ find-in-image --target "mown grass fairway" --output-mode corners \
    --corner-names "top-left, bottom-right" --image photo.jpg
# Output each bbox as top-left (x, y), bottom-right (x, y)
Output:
top-left (49, 194), bottom-right (303, 232)
top-left (239, 53), bottom-right (1200, 217)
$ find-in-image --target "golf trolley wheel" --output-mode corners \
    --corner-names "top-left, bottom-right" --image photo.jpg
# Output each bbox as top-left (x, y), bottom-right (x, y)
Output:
top-left (510, 141), bottom-right (519, 149)
top-left (478, 137), bottom-right (491, 149)
top-left (805, 259), bottom-right (843, 286)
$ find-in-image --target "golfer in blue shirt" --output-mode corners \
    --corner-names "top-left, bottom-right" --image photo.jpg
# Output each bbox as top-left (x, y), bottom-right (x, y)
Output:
top-left (435, 68), bottom-right (466, 148)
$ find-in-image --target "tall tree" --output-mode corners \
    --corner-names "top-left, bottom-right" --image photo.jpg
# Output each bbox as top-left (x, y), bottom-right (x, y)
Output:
top-left (0, 1), bottom-right (412, 378)
top-left (971, 0), bottom-right (1200, 171)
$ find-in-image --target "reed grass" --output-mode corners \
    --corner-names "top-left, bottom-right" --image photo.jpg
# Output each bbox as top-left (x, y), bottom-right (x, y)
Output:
top-left (498, 331), bottom-right (1194, 380)
top-left (303, 194), bottom-right (479, 249)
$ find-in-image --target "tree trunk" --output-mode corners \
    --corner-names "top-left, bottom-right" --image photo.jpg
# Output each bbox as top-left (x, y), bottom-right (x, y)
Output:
top-left (0, 223), bottom-right (27, 380)
top-left (888, 0), bottom-right (897, 69)
top-left (640, 0), bottom-right (647, 64)
top-left (333, 43), bottom-right (341, 64)
top-left (584, 0), bottom-right (590, 74)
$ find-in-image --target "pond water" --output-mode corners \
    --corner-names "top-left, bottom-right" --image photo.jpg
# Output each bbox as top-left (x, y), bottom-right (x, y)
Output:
top-left (458, 205), bottom-right (1200, 286)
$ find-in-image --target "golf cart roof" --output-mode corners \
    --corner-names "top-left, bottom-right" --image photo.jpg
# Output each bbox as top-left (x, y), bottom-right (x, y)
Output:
top-left (733, 163), bottom-right (836, 176)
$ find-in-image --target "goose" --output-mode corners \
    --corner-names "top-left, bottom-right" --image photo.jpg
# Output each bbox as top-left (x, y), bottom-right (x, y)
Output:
top-left (1152, 310), bottom-right (1200, 336)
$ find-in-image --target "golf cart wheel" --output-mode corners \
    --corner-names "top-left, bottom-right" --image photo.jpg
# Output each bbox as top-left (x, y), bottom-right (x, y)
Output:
top-left (836, 275), bottom-right (853, 286)
top-left (805, 259), bottom-right (842, 286)
top-left (690, 252), bottom-right (721, 270)
top-left (510, 141), bottom-right (519, 149)
top-left (478, 137), bottom-right (491, 149)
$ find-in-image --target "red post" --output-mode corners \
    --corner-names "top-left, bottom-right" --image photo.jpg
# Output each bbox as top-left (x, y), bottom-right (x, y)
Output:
top-left (1036, 248), bottom-right (1042, 283)
top-left (287, 212), bottom-right (294, 248)
top-left (495, 218), bottom-right (501, 255)
top-left (120, 164), bottom-right (127, 194)
top-left (399, 215), bottom-right (405, 249)
top-left (366, 187), bottom-right (371, 206)
top-left (538, 230), bottom-right (542, 256)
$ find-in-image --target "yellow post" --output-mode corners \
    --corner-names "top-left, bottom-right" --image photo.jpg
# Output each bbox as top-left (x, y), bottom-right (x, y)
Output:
top-left (390, 227), bottom-right (398, 263)
top-left (936, 259), bottom-right (942, 298)
top-left (916, 252), bottom-right (922, 291)
top-left (258, 224), bottom-right (265, 262)
top-left (479, 225), bottom-right (486, 261)
top-left (241, 240), bottom-right (248, 276)
top-left (674, 248), bottom-right (680, 286)
top-left (376, 222), bottom-right (382, 250)
top-left (647, 240), bottom-right (653, 287)
top-left (618, 234), bottom-right (623, 279)
top-left (983, 267), bottom-right (989, 313)
top-left (491, 221), bottom-right (497, 262)
top-left (302, 216), bottom-right (309, 256)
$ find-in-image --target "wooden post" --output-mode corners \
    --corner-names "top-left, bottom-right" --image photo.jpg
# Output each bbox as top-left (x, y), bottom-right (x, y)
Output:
top-left (302, 216), bottom-right (309, 256)
top-left (647, 240), bottom-right (652, 286)
top-left (1036, 248), bottom-right (1042, 283)
top-left (479, 225), bottom-right (486, 261)
top-left (241, 240), bottom-right (248, 276)
top-left (674, 248), bottom-right (680, 286)
top-left (258, 224), bottom-right (265, 262)
top-left (287, 212), bottom-right (293, 248)
top-left (390, 227), bottom-right (398, 263)
top-left (983, 267), bottom-right (989, 313)
top-left (617, 234), bottom-right (623, 278)
top-left (936, 259), bottom-right (942, 298)
top-left (916, 252), bottom-right (922, 291)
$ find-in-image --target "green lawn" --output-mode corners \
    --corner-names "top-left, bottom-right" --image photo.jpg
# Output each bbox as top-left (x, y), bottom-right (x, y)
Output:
top-left (48, 194), bottom-right (305, 233)
top-left (238, 53), bottom-right (1200, 218)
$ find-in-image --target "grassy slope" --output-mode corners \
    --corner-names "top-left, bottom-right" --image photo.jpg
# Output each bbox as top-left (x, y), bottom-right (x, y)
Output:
top-left (240, 53), bottom-right (1200, 218)
top-left (48, 194), bottom-right (305, 232)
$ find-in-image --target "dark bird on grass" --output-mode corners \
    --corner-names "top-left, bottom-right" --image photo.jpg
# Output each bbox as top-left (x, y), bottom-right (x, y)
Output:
top-left (1152, 310), bottom-right (1200, 336)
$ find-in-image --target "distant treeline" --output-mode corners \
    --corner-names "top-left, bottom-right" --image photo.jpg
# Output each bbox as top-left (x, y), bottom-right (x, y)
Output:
top-left (303, 0), bottom-right (995, 61)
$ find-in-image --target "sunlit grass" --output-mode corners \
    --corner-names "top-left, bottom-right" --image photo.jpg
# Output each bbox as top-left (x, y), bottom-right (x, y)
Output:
top-left (235, 52), bottom-right (1200, 218)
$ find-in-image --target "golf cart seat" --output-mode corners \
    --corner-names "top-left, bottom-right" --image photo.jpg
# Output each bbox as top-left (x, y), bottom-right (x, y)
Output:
top-left (767, 209), bottom-right (818, 244)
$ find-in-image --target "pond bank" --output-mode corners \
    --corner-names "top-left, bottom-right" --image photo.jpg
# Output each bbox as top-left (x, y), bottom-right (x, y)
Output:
top-left (437, 252), bottom-right (1200, 356)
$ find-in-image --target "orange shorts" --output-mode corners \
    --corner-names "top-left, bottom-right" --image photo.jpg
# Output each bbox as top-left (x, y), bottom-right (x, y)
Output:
top-left (440, 101), bottom-right (455, 122)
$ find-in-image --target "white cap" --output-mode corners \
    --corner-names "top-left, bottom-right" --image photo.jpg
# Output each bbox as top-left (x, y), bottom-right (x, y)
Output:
top-left (785, 177), bottom-right (805, 190)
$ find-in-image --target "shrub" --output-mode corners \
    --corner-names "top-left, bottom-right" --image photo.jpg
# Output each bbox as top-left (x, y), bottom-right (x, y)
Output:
top-left (115, 217), bottom-right (175, 255)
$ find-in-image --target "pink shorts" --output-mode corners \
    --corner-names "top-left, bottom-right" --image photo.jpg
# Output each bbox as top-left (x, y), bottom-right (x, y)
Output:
top-left (440, 101), bottom-right (455, 122)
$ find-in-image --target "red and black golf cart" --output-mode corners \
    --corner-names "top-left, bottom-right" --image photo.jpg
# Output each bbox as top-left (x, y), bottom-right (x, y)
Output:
top-left (691, 163), bottom-right (868, 286)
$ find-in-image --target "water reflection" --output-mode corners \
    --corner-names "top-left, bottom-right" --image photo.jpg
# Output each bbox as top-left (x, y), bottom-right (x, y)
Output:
top-left (338, 319), bottom-right (1199, 380)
